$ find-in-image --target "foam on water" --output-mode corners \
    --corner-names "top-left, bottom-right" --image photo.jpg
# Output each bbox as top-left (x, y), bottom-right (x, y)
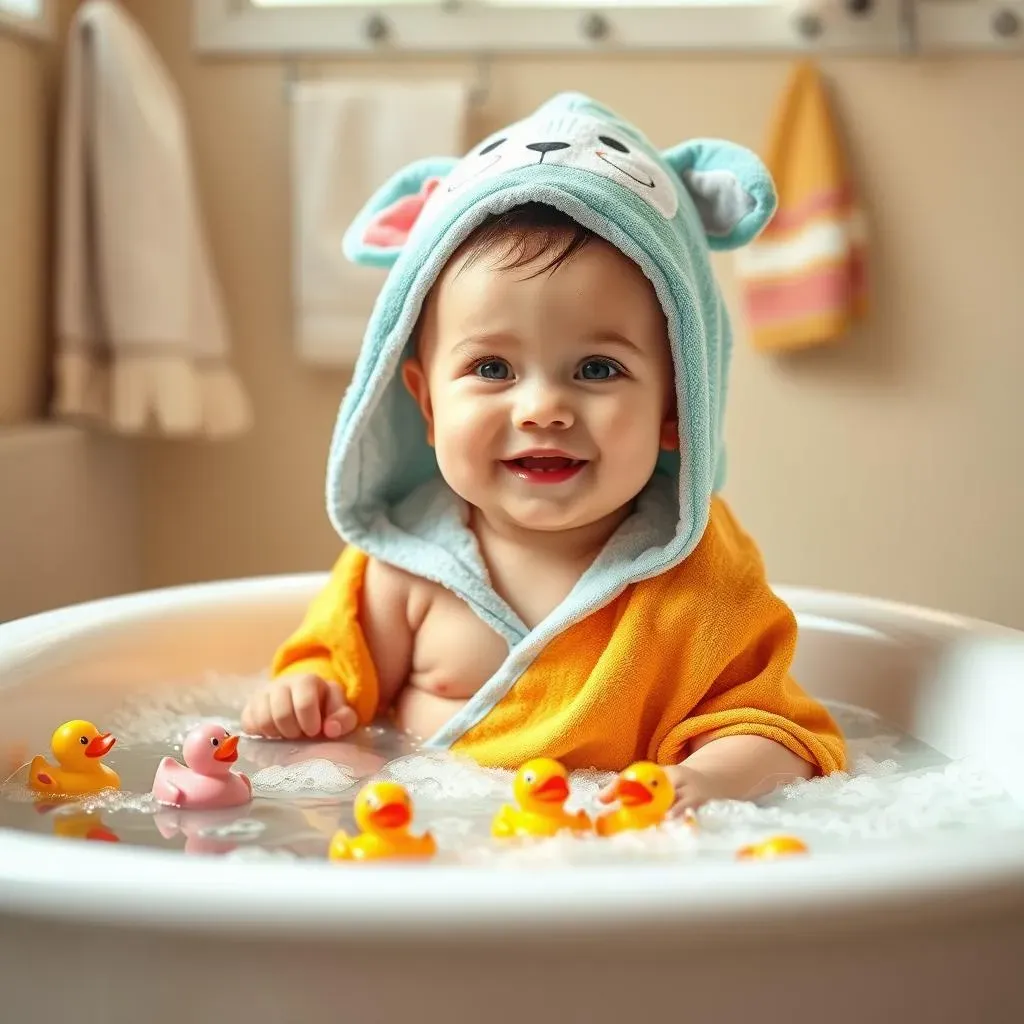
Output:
top-left (2, 676), bottom-right (1024, 864)
top-left (251, 759), bottom-right (357, 798)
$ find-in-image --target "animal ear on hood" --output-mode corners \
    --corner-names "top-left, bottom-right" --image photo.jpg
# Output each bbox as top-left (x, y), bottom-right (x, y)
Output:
top-left (342, 156), bottom-right (460, 268)
top-left (662, 139), bottom-right (777, 251)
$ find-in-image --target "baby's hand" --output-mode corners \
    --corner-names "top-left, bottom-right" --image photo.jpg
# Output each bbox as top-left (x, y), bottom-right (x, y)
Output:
top-left (240, 674), bottom-right (358, 741)
top-left (598, 763), bottom-right (715, 814)
top-left (660, 764), bottom-right (717, 813)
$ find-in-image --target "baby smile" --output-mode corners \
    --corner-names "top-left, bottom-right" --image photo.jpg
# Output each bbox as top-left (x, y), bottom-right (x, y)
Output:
top-left (501, 449), bottom-right (588, 484)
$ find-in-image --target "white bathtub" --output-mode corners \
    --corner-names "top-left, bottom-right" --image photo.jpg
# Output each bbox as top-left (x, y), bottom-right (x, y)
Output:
top-left (2, 575), bottom-right (1024, 1024)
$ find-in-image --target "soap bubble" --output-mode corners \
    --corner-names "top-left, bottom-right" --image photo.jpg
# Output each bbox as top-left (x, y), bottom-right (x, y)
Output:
top-left (76, 790), bottom-right (161, 815)
top-left (373, 751), bottom-right (512, 802)
top-left (251, 759), bottom-right (357, 798)
top-left (694, 755), bottom-right (1024, 846)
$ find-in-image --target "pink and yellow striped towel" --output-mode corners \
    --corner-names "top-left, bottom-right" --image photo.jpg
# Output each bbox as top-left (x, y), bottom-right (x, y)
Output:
top-left (736, 61), bottom-right (868, 352)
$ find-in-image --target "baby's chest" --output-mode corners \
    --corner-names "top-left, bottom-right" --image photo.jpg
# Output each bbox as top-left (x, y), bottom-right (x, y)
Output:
top-left (408, 582), bottom-right (510, 698)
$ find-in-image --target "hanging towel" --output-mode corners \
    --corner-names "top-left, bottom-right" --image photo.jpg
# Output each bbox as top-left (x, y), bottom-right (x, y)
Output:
top-left (735, 61), bottom-right (868, 353)
top-left (289, 79), bottom-right (468, 367)
top-left (53, 0), bottom-right (252, 438)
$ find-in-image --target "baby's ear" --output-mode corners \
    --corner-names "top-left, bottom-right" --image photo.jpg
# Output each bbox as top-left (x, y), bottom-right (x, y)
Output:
top-left (343, 156), bottom-right (460, 268)
top-left (661, 140), bottom-right (777, 251)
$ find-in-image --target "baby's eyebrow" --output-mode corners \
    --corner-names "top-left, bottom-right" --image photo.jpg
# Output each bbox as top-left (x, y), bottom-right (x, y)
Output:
top-left (585, 331), bottom-right (643, 354)
top-left (451, 333), bottom-right (517, 357)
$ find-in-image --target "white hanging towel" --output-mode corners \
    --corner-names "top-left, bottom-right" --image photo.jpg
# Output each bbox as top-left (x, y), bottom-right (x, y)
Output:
top-left (290, 79), bottom-right (468, 366)
top-left (54, 0), bottom-right (252, 438)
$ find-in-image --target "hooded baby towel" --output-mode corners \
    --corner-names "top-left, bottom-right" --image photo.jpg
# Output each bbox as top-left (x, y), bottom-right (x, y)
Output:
top-left (273, 92), bottom-right (846, 774)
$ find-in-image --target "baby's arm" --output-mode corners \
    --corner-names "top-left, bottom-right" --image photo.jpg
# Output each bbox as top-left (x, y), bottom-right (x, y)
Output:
top-left (242, 551), bottom-right (413, 740)
top-left (666, 733), bottom-right (814, 810)
top-left (359, 555), bottom-right (414, 715)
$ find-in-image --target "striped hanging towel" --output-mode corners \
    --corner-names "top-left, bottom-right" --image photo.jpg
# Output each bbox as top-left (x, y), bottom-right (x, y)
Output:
top-left (736, 61), bottom-right (868, 352)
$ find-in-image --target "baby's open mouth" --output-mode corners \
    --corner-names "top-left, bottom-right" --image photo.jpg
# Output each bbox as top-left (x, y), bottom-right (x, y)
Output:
top-left (502, 456), bottom-right (588, 483)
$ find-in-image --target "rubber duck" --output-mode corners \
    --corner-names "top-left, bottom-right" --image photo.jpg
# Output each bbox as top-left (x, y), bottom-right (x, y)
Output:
top-left (151, 722), bottom-right (252, 810)
top-left (329, 781), bottom-right (436, 862)
top-left (491, 758), bottom-right (592, 839)
top-left (28, 720), bottom-right (120, 798)
top-left (596, 761), bottom-right (675, 837)
top-left (737, 835), bottom-right (809, 860)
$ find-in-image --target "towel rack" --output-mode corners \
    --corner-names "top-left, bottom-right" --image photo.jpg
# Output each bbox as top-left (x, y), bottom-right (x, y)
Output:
top-left (200, 1), bottom-right (1024, 59)
top-left (281, 52), bottom-right (493, 108)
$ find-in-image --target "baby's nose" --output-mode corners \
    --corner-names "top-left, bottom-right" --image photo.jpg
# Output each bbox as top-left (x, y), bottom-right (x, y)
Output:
top-left (514, 384), bottom-right (575, 430)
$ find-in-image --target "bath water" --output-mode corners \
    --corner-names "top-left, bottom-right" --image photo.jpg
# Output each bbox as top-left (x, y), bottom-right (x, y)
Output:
top-left (2, 674), bottom-right (1023, 865)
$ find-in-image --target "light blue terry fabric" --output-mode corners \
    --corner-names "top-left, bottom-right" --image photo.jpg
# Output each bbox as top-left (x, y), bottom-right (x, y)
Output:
top-left (326, 92), bottom-right (776, 749)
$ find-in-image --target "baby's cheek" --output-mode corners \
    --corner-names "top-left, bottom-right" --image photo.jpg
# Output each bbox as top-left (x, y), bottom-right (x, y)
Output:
top-left (598, 401), bottom-right (664, 458)
top-left (431, 417), bottom-right (491, 496)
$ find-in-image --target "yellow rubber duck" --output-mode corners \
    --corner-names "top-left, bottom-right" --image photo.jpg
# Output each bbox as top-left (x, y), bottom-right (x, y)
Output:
top-left (737, 835), bottom-right (809, 860)
top-left (491, 758), bottom-right (592, 839)
top-left (329, 781), bottom-right (437, 862)
top-left (596, 761), bottom-right (675, 837)
top-left (28, 720), bottom-right (120, 798)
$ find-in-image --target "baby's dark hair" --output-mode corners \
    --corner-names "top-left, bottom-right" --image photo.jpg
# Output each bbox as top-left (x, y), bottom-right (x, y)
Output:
top-left (455, 202), bottom-right (597, 278)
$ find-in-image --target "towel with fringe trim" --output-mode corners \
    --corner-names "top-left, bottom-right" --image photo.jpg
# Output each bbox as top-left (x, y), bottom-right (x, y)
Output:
top-left (53, 0), bottom-right (251, 438)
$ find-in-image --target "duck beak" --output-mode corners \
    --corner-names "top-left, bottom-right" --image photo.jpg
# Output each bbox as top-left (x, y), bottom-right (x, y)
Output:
top-left (85, 733), bottom-right (116, 758)
top-left (615, 779), bottom-right (654, 807)
top-left (213, 734), bottom-right (239, 763)
top-left (533, 775), bottom-right (569, 803)
top-left (369, 802), bottom-right (411, 829)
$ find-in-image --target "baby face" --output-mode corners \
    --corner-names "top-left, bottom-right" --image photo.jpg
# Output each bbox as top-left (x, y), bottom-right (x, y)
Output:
top-left (403, 237), bottom-right (678, 535)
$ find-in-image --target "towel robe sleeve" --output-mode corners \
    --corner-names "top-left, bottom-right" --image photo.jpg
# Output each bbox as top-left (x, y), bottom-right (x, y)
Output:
top-left (652, 582), bottom-right (847, 775)
top-left (270, 546), bottom-right (381, 726)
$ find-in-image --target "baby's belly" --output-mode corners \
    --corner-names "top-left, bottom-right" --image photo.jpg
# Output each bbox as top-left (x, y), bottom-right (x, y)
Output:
top-left (393, 589), bottom-right (509, 741)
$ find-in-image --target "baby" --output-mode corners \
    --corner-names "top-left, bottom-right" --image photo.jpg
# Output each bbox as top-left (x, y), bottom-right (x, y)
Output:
top-left (241, 93), bottom-right (846, 810)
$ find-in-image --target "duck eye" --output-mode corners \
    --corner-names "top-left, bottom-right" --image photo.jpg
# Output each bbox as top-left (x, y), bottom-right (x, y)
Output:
top-left (479, 137), bottom-right (505, 155)
top-left (524, 772), bottom-right (535, 784)
top-left (79, 736), bottom-right (88, 746)
top-left (211, 737), bottom-right (220, 747)
top-left (598, 135), bottom-right (629, 153)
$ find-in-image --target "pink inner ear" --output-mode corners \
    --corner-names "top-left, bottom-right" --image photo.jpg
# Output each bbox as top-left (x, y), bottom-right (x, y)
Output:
top-left (363, 177), bottom-right (441, 249)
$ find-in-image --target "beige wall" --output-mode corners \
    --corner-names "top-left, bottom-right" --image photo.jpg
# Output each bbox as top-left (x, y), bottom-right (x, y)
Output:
top-left (121, 1), bottom-right (1024, 629)
top-left (0, 4), bottom-right (141, 624)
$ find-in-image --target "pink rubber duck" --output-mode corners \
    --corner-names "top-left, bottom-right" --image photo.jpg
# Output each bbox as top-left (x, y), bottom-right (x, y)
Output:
top-left (151, 723), bottom-right (252, 810)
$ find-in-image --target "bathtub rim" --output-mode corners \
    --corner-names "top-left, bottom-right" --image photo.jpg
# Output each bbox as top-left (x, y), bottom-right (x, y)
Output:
top-left (0, 571), bottom-right (1018, 656)
top-left (1, 573), bottom-right (1023, 944)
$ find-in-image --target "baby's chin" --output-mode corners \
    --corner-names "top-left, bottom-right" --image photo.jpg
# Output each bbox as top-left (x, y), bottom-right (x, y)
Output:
top-left (480, 497), bottom-right (633, 537)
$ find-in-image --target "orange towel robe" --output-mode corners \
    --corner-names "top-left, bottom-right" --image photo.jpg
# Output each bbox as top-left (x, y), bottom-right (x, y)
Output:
top-left (271, 496), bottom-right (847, 775)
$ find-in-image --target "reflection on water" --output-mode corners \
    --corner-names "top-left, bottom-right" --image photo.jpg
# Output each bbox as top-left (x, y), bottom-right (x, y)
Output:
top-left (2, 679), bottom-right (1024, 866)
top-left (1, 719), bottom-right (417, 858)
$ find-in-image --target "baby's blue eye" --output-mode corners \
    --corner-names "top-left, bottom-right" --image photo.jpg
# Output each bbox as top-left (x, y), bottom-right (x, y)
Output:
top-left (578, 359), bottom-right (621, 381)
top-left (476, 359), bottom-right (511, 380)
